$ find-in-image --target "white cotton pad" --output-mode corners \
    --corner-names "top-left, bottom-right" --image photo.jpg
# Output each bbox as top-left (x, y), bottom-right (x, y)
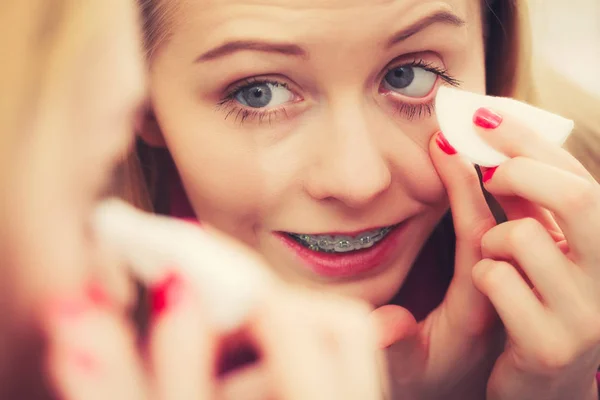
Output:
top-left (435, 86), bottom-right (575, 167)
top-left (92, 199), bottom-right (271, 333)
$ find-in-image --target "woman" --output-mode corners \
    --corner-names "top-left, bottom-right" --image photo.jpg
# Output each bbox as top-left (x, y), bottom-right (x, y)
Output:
top-left (128, 0), bottom-right (600, 398)
top-left (0, 1), bottom-right (384, 399)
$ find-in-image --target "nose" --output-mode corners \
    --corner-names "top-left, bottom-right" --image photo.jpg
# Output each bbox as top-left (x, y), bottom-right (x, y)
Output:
top-left (305, 105), bottom-right (392, 209)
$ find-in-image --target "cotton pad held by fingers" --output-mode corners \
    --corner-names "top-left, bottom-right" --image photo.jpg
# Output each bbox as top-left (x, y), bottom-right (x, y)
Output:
top-left (92, 198), bottom-right (272, 333)
top-left (435, 86), bottom-right (574, 167)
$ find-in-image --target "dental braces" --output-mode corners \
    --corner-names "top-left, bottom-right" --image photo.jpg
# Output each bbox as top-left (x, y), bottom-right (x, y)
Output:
top-left (290, 226), bottom-right (393, 253)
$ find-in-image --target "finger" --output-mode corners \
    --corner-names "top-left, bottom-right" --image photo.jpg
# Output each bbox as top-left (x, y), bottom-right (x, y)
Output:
top-left (430, 132), bottom-right (497, 331)
top-left (250, 288), bottom-right (340, 400)
top-left (370, 305), bottom-right (418, 349)
top-left (44, 288), bottom-right (147, 400)
top-left (370, 305), bottom-right (424, 386)
top-left (473, 107), bottom-right (593, 180)
top-left (150, 272), bottom-right (216, 400)
top-left (480, 219), bottom-right (576, 309)
top-left (483, 157), bottom-right (600, 269)
top-left (307, 294), bottom-right (383, 400)
top-left (91, 235), bottom-right (137, 311)
top-left (492, 195), bottom-right (562, 238)
top-left (472, 259), bottom-right (549, 351)
top-left (219, 364), bottom-right (270, 400)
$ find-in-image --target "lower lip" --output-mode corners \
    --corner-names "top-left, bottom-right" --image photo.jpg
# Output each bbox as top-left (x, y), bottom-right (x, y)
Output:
top-left (276, 222), bottom-right (407, 279)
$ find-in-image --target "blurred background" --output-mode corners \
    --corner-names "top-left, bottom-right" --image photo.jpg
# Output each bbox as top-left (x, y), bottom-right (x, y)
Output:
top-left (529, 0), bottom-right (600, 96)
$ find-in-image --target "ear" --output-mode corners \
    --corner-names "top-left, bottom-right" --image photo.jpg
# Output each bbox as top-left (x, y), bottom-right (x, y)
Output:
top-left (136, 106), bottom-right (166, 148)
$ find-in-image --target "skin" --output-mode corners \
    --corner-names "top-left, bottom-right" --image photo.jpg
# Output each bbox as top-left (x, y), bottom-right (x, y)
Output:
top-left (5, 0), bottom-right (145, 306)
top-left (142, 0), bottom-right (487, 306)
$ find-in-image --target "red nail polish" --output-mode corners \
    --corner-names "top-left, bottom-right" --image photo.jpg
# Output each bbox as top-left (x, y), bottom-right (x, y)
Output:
top-left (482, 167), bottom-right (497, 183)
top-left (49, 298), bottom-right (89, 319)
top-left (47, 283), bottom-right (109, 322)
top-left (435, 132), bottom-right (457, 155)
top-left (86, 282), bottom-right (111, 308)
top-left (182, 218), bottom-right (202, 227)
top-left (70, 350), bottom-right (100, 374)
top-left (150, 272), bottom-right (183, 317)
top-left (473, 108), bottom-right (503, 129)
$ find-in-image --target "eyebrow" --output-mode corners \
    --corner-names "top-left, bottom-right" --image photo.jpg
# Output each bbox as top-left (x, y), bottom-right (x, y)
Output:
top-left (195, 40), bottom-right (307, 63)
top-left (195, 10), bottom-right (465, 63)
top-left (386, 11), bottom-right (466, 47)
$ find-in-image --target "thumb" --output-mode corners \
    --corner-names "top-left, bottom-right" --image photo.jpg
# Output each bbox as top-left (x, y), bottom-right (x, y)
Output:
top-left (429, 132), bottom-right (497, 334)
top-left (370, 305), bottom-right (426, 384)
top-left (370, 305), bottom-right (417, 349)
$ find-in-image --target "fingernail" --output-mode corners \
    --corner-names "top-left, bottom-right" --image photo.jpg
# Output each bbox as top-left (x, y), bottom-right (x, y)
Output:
top-left (150, 272), bottom-right (184, 317)
top-left (435, 132), bottom-right (457, 155)
top-left (482, 167), bottom-right (497, 183)
top-left (48, 282), bottom-right (111, 320)
top-left (86, 281), bottom-right (111, 308)
top-left (48, 297), bottom-right (89, 320)
top-left (473, 107), bottom-right (503, 129)
top-left (69, 349), bottom-right (100, 374)
top-left (181, 218), bottom-right (202, 227)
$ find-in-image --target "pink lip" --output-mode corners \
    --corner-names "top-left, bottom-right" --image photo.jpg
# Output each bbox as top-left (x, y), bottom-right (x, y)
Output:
top-left (276, 221), bottom-right (408, 279)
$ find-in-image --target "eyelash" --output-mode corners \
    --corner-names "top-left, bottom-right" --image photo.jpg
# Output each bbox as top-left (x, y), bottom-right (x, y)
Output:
top-left (217, 78), bottom-right (291, 125)
top-left (217, 59), bottom-right (460, 125)
top-left (387, 59), bottom-right (460, 120)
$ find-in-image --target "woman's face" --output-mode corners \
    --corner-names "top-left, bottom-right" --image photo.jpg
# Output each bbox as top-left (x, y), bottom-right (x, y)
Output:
top-left (5, 0), bottom-right (145, 301)
top-left (146, 0), bottom-right (487, 305)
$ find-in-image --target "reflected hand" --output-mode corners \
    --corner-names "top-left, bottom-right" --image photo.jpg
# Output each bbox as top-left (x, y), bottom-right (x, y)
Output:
top-left (44, 235), bottom-right (386, 400)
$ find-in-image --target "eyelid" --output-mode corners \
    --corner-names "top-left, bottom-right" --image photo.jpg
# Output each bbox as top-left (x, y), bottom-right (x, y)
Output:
top-left (223, 75), bottom-right (303, 100)
top-left (216, 59), bottom-right (457, 124)
top-left (379, 51), bottom-right (460, 85)
top-left (380, 64), bottom-right (460, 121)
top-left (379, 56), bottom-right (460, 105)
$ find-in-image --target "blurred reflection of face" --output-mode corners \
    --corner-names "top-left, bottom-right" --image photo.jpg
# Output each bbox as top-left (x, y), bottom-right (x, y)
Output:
top-left (5, 0), bottom-right (146, 302)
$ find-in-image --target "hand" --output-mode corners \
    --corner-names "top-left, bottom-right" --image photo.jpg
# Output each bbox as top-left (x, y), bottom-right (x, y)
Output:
top-left (43, 245), bottom-right (386, 400)
top-left (470, 107), bottom-right (600, 400)
top-left (371, 130), bottom-right (501, 399)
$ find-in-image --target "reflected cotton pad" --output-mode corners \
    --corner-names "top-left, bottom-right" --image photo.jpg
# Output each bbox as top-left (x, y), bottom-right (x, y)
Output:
top-left (92, 199), bottom-right (271, 332)
top-left (435, 86), bottom-right (574, 167)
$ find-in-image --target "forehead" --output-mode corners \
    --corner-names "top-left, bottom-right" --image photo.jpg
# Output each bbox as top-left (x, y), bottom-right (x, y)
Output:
top-left (172, 0), bottom-right (482, 44)
top-left (195, 0), bottom-right (474, 9)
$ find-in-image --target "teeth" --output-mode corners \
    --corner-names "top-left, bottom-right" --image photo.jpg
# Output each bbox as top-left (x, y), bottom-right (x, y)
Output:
top-left (290, 226), bottom-right (394, 253)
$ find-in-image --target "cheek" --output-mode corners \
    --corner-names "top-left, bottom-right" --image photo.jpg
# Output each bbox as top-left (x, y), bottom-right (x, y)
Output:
top-left (168, 127), bottom-right (269, 232)
top-left (386, 127), bottom-right (448, 206)
top-left (404, 154), bottom-right (447, 206)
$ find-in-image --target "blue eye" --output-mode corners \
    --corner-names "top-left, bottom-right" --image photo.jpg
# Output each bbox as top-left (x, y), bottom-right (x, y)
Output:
top-left (234, 82), bottom-right (293, 109)
top-left (383, 66), bottom-right (437, 98)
